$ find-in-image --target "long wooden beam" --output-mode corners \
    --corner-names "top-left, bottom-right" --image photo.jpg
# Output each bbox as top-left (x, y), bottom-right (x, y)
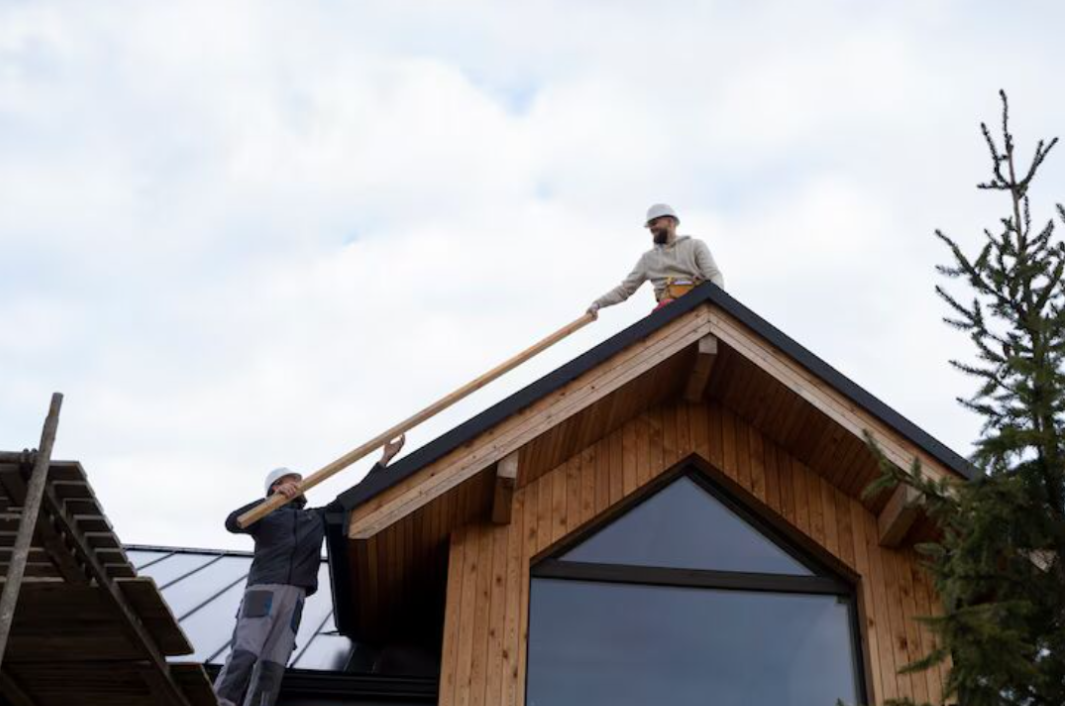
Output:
top-left (0, 393), bottom-right (62, 667)
top-left (239, 312), bottom-right (596, 528)
top-left (350, 307), bottom-right (713, 539)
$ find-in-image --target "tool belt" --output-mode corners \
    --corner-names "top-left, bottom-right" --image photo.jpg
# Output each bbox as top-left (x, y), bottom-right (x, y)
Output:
top-left (656, 277), bottom-right (699, 302)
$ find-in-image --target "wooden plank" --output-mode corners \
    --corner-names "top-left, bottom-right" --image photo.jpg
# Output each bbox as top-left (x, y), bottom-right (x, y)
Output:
top-left (549, 460), bottom-right (568, 546)
top-left (501, 490), bottom-right (525, 706)
top-left (791, 458), bottom-right (811, 536)
top-left (608, 432), bottom-right (624, 507)
top-left (439, 529), bottom-right (465, 706)
top-left (849, 501), bottom-right (886, 704)
top-left (578, 448), bottom-right (596, 527)
top-left (565, 458), bottom-right (581, 538)
top-left (806, 465), bottom-right (826, 548)
top-left (820, 475), bottom-right (840, 559)
top-left (483, 525), bottom-right (508, 706)
top-left (748, 427), bottom-right (767, 503)
top-left (468, 528), bottom-right (494, 706)
top-left (454, 527), bottom-right (480, 706)
top-left (350, 309), bottom-right (713, 538)
top-left (733, 412), bottom-right (752, 492)
top-left (861, 509), bottom-right (900, 703)
top-left (594, 441), bottom-right (610, 517)
top-left (648, 407), bottom-right (665, 484)
top-left (515, 481), bottom-right (539, 706)
top-left (621, 424), bottom-right (637, 497)
top-left (683, 335), bottom-right (719, 402)
top-left (536, 473), bottom-right (553, 556)
top-left (707, 403), bottom-right (724, 470)
top-left (763, 438), bottom-right (781, 512)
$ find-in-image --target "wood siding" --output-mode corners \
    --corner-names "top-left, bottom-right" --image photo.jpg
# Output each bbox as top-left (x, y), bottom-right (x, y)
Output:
top-left (437, 398), bottom-right (946, 706)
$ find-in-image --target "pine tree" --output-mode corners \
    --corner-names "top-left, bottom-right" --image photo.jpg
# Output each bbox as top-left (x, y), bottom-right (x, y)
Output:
top-left (864, 91), bottom-right (1065, 706)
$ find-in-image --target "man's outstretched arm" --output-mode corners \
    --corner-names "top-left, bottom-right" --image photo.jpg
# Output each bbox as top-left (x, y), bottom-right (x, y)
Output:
top-left (587, 257), bottom-right (647, 316)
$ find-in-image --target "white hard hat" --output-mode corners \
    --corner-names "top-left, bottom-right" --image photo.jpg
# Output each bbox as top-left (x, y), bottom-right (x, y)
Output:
top-left (645, 203), bottom-right (679, 226)
top-left (264, 467), bottom-right (302, 496)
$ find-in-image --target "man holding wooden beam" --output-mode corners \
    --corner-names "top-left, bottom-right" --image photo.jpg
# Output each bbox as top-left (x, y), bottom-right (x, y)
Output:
top-left (587, 203), bottom-right (725, 317)
top-left (213, 435), bottom-right (405, 706)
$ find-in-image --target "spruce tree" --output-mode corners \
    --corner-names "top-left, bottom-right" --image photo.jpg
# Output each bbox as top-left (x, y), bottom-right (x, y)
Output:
top-left (864, 91), bottom-right (1065, 706)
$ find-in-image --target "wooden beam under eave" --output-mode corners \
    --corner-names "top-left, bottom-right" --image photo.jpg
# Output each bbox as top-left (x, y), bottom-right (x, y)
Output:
top-left (491, 453), bottom-right (519, 525)
top-left (684, 334), bottom-right (719, 403)
top-left (878, 484), bottom-right (923, 547)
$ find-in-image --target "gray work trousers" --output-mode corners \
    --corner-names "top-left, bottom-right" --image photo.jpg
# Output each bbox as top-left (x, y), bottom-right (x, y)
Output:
top-left (213, 584), bottom-right (306, 706)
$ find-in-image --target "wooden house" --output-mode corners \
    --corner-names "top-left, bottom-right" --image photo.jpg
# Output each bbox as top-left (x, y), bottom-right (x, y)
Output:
top-left (320, 283), bottom-right (971, 706)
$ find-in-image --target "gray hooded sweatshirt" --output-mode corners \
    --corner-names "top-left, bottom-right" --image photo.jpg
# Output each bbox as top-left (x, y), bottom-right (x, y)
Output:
top-left (593, 236), bottom-right (725, 309)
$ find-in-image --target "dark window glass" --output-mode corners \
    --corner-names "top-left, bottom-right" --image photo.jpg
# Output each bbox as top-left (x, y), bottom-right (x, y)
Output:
top-left (561, 476), bottom-right (812, 575)
top-left (527, 578), bottom-right (859, 706)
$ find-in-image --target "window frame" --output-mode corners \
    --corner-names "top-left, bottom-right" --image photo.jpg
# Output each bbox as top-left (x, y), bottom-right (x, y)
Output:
top-left (527, 462), bottom-right (870, 706)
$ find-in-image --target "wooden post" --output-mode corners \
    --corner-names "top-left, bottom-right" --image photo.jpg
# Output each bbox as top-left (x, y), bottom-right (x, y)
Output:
top-left (0, 392), bottom-right (63, 667)
top-left (491, 453), bottom-right (519, 525)
top-left (683, 334), bottom-right (719, 403)
top-left (238, 313), bottom-right (597, 528)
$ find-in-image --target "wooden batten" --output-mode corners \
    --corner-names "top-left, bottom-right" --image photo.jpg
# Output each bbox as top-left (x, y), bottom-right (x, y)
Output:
top-left (491, 453), bottom-right (519, 525)
top-left (878, 484), bottom-right (923, 547)
top-left (683, 334), bottom-right (719, 403)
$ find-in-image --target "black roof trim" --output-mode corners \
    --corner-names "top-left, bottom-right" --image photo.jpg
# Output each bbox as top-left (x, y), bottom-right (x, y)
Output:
top-left (334, 283), bottom-right (972, 517)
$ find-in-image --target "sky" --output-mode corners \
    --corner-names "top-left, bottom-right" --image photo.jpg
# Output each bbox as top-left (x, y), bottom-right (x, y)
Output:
top-left (2, 1), bottom-right (1064, 550)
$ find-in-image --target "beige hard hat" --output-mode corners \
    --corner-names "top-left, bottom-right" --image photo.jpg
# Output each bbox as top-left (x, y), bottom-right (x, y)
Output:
top-left (645, 203), bottom-right (679, 226)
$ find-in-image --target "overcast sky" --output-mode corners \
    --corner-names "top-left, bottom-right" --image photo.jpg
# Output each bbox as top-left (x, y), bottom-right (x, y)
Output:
top-left (2, 1), bottom-right (1064, 550)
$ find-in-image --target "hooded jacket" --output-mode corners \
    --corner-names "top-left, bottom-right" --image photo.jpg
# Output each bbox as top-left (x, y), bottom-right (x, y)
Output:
top-left (224, 467), bottom-right (381, 595)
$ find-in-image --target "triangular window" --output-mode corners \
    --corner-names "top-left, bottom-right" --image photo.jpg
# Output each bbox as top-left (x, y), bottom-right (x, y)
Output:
top-left (560, 475), bottom-right (813, 576)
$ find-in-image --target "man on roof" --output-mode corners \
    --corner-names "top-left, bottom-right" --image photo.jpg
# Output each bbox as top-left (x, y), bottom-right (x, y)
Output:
top-left (213, 435), bottom-right (405, 706)
top-left (587, 203), bottom-right (725, 317)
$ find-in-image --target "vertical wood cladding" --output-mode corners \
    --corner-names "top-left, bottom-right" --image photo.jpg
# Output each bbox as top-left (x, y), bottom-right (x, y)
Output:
top-left (438, 399), bottom-right (945, 706)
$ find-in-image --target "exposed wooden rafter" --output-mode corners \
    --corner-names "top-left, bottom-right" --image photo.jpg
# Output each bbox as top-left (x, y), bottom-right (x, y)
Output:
top-left (491, 453), bottom-right (519, 525)
top-left (683, 334), bottom-right (719, 403)
top-left (878, 484), bottom-right (923, 547)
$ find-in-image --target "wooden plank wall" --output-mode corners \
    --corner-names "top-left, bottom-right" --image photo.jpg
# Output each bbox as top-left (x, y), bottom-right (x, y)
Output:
top-left (437, 398), bottom-right (946, 706)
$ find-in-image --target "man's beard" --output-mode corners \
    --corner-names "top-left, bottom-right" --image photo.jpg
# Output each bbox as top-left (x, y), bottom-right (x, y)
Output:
top-left (291, 496), bottom-right (308, 510)
top-left (652, 230), bottom-right (669, 244)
